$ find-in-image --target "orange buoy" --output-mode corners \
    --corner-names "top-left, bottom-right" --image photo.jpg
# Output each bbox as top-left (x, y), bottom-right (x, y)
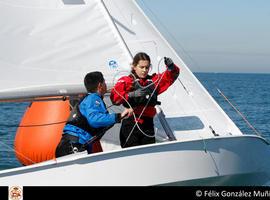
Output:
top-left (14, 99), bottom-right (70, 165)
top-left (14, 97), bottom-right (103, 165)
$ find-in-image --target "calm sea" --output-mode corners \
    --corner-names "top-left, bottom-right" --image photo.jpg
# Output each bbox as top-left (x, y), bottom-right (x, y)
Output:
top-left (0, 73), bottom-right (269, 170)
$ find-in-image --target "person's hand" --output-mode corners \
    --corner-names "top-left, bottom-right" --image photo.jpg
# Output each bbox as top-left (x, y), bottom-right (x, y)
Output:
top-left (128, 88), bottom-right (149, 99)
top-left (164, 57), bottom-right (174, 70)
top-left (121, 108), bottom-right (133, 119)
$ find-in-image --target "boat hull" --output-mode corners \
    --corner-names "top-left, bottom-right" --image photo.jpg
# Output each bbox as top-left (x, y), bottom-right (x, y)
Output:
top-left (0, 135), bottom-right (270, 186)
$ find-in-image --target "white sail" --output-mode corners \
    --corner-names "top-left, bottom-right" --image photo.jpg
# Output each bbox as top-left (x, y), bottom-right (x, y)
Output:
top-left (0, 0), bottom-right (132, 100)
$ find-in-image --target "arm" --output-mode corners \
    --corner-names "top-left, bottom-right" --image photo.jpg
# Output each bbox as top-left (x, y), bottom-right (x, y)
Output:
top-left (153, 57), bottom-right (180, 94)
top-left (81, 95), bottom-right (133, 128)
top-left (87, 105), bottom-right (133, 127)
top-left (87, 109), bottom-right (118, 128)
top-left (80, 95), bottom-right (118, 128)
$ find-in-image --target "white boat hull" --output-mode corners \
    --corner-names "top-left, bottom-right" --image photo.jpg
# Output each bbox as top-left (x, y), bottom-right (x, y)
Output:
top-left (0, 135), bottom-right (270, 186)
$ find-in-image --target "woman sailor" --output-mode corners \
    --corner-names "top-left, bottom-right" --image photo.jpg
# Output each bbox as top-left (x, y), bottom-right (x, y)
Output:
top-left (110, 52), bottom-right (180, 148)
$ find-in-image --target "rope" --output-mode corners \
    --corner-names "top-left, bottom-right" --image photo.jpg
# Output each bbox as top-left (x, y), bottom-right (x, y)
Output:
top-left (217, 88), bottom-right (262, 136)
top-left (0, 121), bottom-right (67, 128)
top-left (123, 67), bottom-right (167, 147)
top-left (0, 140), bottom-right (36, 165)
top-left (111, 58), bottom-right (168, 147)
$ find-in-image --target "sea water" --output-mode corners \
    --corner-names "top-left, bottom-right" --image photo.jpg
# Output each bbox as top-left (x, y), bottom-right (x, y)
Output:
top-left (0, 73), bottom-right (269, 170)
top-left (196, 73), bottom-right (270, 139)
top-left (0, 102), bottom-right (28, 169)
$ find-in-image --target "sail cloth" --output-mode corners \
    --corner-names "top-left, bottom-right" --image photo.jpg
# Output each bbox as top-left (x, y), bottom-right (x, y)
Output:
top-left (0, 0), bottom-right (132, 100)
top-left (0, 0), bottom-right (242, 138)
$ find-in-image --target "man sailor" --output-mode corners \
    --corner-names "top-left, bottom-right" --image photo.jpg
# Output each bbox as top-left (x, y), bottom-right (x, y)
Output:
top-left (55, 71), bottom-right (133, 157)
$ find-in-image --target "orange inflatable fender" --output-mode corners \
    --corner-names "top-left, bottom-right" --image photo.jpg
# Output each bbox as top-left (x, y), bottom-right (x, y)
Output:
top-left (14, 99), bottom-right (70, 165)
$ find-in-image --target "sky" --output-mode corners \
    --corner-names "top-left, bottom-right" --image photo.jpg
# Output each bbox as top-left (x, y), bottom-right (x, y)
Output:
top-left (137, 0), bottom-right (270, 73)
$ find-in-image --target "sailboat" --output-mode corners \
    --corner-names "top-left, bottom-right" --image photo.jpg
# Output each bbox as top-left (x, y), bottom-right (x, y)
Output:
top-left (0, 0), bottom-right (270, 186)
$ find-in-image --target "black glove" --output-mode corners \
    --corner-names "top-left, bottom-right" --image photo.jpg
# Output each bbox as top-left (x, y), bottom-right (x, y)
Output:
top-left (128, 88), bottom-right (149, 99)
top-left (164, 57), bottom-right (174, 71)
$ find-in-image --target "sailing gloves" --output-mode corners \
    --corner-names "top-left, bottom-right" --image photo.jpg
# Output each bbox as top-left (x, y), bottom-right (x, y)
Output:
top-left (128, 88), bottom-right (149, 99)
top-left (164, 57), bottom-right (175, 71)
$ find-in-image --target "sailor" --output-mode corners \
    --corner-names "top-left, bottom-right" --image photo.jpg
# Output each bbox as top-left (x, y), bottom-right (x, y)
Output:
top-left (55, 71), bottom-right (133, 157)
top-left (110, 52), bottom-right (180, 148)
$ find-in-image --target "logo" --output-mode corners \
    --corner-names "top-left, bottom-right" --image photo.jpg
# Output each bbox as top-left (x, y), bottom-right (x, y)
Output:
top-left (95, 100), bottom-right (101, 106)
top-left (9, 186), bottom-right (23, 200)
top-left (108, 60), bottom-right (118, 69)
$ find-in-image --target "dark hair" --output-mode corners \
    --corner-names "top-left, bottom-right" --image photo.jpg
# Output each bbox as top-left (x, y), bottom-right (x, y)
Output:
top-left (131, 52), bottom-right (151, 74)
top-left (132, 52), bottom-right (151, 66)
top-left (84, 71), bottom-right (104, 93)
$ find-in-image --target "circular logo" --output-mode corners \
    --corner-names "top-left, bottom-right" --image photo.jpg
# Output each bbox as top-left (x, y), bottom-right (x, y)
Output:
top-left (109, 60), bottom-right (118, 69)
top-left (196, 190), bottom-right (202, 197)
top-left (9, 186), bottom-right (23, 200)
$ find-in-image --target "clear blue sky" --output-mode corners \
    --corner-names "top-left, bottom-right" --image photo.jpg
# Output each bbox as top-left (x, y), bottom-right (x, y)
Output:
top-left (137, 0), bottom-right (270, 73)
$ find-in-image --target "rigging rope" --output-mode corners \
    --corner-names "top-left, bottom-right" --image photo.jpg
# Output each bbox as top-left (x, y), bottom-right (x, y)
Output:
top-left (0, 140), bottom-right (36, 165)
top-left (217, 88), bottom-right (262, 136)
top-left (0, 121), bottom-right (67, 128)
